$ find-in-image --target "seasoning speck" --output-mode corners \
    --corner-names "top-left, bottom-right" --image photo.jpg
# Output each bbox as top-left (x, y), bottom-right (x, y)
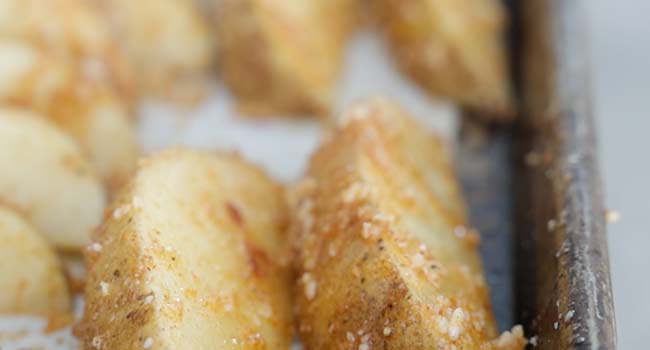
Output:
top-left (143, 337), bottom-right (153, 349)
top-left (529, 336), bottom-right (538, 347)
top-left (383, 327), bottom-right (392, 336)
top-left (553, 321), bottom-right (559, 330)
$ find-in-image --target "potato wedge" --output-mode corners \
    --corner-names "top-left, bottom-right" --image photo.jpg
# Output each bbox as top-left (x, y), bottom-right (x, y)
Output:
top-left (0, 39), bottom-right (137, 189)
top-left (0, 108), bottom-right (106, 250)
top-left (216, 0), bottom-right (352, 116)
top-left (78, 149), bottom-right (293, 350)
top-left (97, 0), bottom-right (213, 97)
top-left (0, 0), bottom-right (134, 97)
top-left (289, 98), bottom-right (525, 350)
top-left (0, 204), bottom-right (71, 316)
top-left (376, 0), bottom-right (514, 118)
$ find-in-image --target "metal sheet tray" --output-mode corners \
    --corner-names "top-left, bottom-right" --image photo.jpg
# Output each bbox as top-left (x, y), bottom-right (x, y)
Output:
top-left (458, 1), bottom-right (616, 349)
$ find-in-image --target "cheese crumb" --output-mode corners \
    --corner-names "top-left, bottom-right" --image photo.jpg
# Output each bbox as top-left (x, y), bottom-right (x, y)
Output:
top-left (547, 219), bottom-right (557, 232)
top-left (328, 244), bottom-right (337, 257)
top-left (341, 103), bottom-right (373, 126)
top-left (358, 334), bottom-right (370, 350)
top-left (89, 242), bottom-right (102, 252)
top-left (437, 316), bottom-right (449, 333)
top-left (302, 273), bottom-right (317, 300)
top-left (492, 326), bottom-right (526, 349)
top-left (412, 253), bottom-right (425, 268)
top-left (92, 336), bottom-right (102, 349)
top-left (373, 213), bottom-right (394, 223)
top-left (564, 310), bottom-right (575, 322)
top-left (112, 204), bottom-right (131, 219)
top-left (454, 226), bottom-right (467, 237)
top-left (132, 196), bottom-right (143, 209)
top-left (362, 222), bottom-right (380, 239)
top-left (100, 281), bottom-right (110, 296)
top-left (606, 210), bottom-right (621, 223)
top-left (383, 327), bottom-right (392, 336)
top-left (448, 308), bottom-right (465, 340)
top-left (346, 331), bottom-right (355, 342)
top-left (143, 337), bottom-right (153, 349)
top-left (342, 182), bottom-right (375, 203)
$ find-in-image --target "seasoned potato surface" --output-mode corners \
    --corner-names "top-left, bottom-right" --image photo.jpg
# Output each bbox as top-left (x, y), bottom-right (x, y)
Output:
top-left (78, 149), bottom-right (293, 350)
top-left (290, 98), bottom-right (525, 350)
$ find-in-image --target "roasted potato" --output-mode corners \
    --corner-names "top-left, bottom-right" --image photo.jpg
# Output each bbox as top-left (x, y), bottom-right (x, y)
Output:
top-left (78, 149), bottom-right (293, 350)
top-left (0, 108), bottom-right (106, 250)
top-left (216, 0), bottom-right (353, 116)
top-left (97, 0), bottom-right (213, 97)
top-left (0, 0), bottom-right (134, 97)
top-left (0, 204), bottom-right (71, 315)
top-left (0, 39), bottom-right (137, 189)
top-left (376, 0), bottom-right (514, 118)
top-left (289, 98), bottom-right (525, 350)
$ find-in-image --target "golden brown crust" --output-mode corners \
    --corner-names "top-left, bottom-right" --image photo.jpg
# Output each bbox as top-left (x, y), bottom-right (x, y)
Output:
top-left (77, 148), bottom-right (293, 350)
top-left (376, 0), bottom-right (515, 119)
top-left (290, 98), bottom-right (525, 350)
top-left (216, 0), bottom-right (353, 117)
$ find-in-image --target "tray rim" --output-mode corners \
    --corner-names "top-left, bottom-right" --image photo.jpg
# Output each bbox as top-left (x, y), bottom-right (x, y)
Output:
top-left (511, 0), bottom-right (617, 349)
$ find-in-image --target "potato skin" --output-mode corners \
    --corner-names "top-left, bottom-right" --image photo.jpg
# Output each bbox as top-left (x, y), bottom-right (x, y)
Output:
top-left (0, 108), bottom-right (106, 250)
top-left (78, 149), bottom-right (293, 350)
top-left (0, 40), bottom-right (137, 190)
top-left (290, 98), bottom-right (525, 350)
top-left (215, 0), bottom-right (352, 116)
top-left (0, 204), bottom-right (71, 315)
top-left (376, 0), bottom-right (514, 118)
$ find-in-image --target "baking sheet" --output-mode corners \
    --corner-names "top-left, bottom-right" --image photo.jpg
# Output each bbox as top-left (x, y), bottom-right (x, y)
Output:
top-left (0, 31), bottom-right (464, 349)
